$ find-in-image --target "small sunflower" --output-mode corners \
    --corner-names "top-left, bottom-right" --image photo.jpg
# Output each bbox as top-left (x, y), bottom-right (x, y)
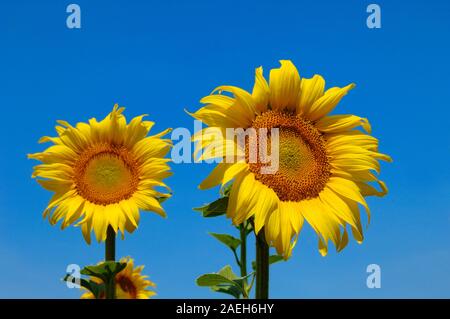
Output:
top-left (29, 105), bottom-right (172, 243)
top-left (81, 257), bottom-right (156, 299)
top-left (190, 60), bottom-right (391, 258)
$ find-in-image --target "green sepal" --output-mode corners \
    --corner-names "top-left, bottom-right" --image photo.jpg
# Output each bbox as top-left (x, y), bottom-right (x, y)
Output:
top-left (80, 261), bottom-right (126, 282)
top-left (194, 196), bottom-right (229, 218)
top-left (156, 194), bottom-right (171, 204)
top-left (251, 255), bottom-right (285, 271)
top-left (62, 275), bottom-right (105, 299)
top-left (196, 265), bottom-right (251, 299)
top-left (209, 232), bottom-right (241, 251)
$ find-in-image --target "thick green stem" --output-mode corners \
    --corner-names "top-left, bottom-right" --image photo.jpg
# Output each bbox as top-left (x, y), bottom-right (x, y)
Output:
top-left (105, 226), bottom-right (116, 262)
top-left (255, 230), bottom-right (269, 299)
top-left (239, 223), bottom-right (249, 299)
top-left (105, 226), bottom-right (116, 299)
top-left (239, 224), bottom-right (247, 279)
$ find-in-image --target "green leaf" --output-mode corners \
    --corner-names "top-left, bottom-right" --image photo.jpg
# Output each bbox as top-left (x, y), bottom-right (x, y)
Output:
top-left (211, 285), bottom-right (242, 299)
top-left (222, 184), bottom-right (233, 197)
top-left (63, 274), bottom-right (105, 299)
top-left (197, 266), bottom-right (238, 286)
top-left (269, 255), bottom-right (284, 265)
top-left (244, 220), bottom-right (254, 236)
top-left (217, 265), bottom-right (238, 280)
top-left (80, 262), bottom-right (126, 299)
top-left (156, 195), bottom-right (170, 204)
top-left (196, 265), bottom-right (249, 299)
top-left (197, 273), bottom-right (237, 287)
top-left (209, 233), bottom-right (241, 251)
top-left (194, 196), bottom-right (228, 218)
top-left (251, 255), bottom-right (285, 271)
top-left (81, 261), bottom-right (126, 282)
top-left (85, 280), bottom-right (105, 299)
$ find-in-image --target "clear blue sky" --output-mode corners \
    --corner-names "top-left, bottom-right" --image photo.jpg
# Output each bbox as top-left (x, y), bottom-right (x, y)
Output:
top-left (0, 0), bottom-right (449, 298)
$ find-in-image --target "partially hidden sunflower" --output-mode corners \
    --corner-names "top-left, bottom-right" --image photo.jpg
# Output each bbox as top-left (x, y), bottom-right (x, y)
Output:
top-left (29, 105), bottom-right (172, 243)
top-left (81, 257), bottom-right (156, 299)
top-left (190, 60), bottom-right (391, 258)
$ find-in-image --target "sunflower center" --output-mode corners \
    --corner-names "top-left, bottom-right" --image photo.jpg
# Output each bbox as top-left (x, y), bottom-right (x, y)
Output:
top-left (74, 144), bottom-right (139, 205)
top-left (248, 111), bottom-right (330, 201)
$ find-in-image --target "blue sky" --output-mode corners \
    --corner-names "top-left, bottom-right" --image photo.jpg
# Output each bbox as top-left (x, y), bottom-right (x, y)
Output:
top-left (0, 0), bottom-right (449, 298)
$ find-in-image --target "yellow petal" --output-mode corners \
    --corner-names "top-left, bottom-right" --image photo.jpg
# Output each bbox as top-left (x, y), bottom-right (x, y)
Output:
top-left (212, 85), bottom-right (256, 124)
top-left (252, 184), bottom-right (279, 234)
top-left (356, 181), bottom-right (388, 197)
top-left (198, 95), bottom-right (253, 127)
top-left (133, 193), bottom-right (166, 217)
top-left (124, 114), bottom-right (154, 147)
top-left (337, 227), bottom-right (349, 252)
top-left (92, 205), bottom-right (108, 242)
top-left (297, 75), bottom-right (325, 115)
top-left (290, 202), bottom-right (304, 234)
top-left (326, 177), bottom-right (370, 222)
top-left (252, 66), bottom-right (270, 114)
top-left (226, 172), bottom-right (257, 224)
top-left (299, 198), bottom-right (341, 252)
top-left (199, 162), bottom-right (248, 190)
top-left (318, 237), bottom-right (328, 256)
top-left (326, 131), bottom-right (379, 151)
top-left (36, 179), bottom-right (72, 193)
top-left (61, 196), bottom-right (85, 229)
top-left (316, 114), bottom-right (371, 134)
top-left (81, 219), bottom-right (92, 244)
top-left (264, 208), bottom-right (280, 245)
top-left (119, 199), bottom-right (140, 228)
top-left (306, 83), bottom-right (355, 121)
top-left (105, 203), bottom-right (122, 233)
top-left (187, 107), bottom-right (243, 129)
top-left (342, 198), bottom-right (364, 243)
top-left (233, 173), bottom-right (259, 225)
top-left (279, 201), bottom-right (295, 257)
top-left (269, 60), bottom-right (301, 112)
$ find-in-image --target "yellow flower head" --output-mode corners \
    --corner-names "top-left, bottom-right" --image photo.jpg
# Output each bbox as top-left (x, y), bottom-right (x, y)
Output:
top-left (29, 105), bottom-right (172, 243)
top-left (190, 60), bottom-right (391, 258)
top-left (81, 257), bottom-right (156, 299)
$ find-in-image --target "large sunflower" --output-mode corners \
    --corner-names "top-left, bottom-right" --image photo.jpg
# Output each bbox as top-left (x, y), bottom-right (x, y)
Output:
top-left (190, 60), bottom-right (391, 258)
top-left (81, 257), bottom-right (156, 299)
top-left (29, 105), bottom-right (172, 243)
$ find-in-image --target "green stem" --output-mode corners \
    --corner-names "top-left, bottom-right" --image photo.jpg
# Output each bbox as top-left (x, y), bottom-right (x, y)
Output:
top-left (105, 226), bottom-right (116, 262)
top-left (239, 224), bottom-right (247, 279)
top-left (255, 229), bottom-right (269, 299)
top-left (239, 223), bottom-right (248, 299)
top-left (105, 226), bottom-right (116, 299)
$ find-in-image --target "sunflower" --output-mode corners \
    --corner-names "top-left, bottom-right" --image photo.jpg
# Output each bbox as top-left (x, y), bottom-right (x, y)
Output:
top-left (190, 60), bottom-right (391, 258)
top-left (81, 257), bottom-right (156, 299)
top-left (29, 105), bottom-right (172, 243)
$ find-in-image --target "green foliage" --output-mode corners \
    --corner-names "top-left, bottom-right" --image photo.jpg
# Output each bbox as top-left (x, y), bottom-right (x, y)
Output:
top-left (63, 261), bottom-right (126, 299)
top-left (251, 255), bottom-right (285, 271)
top-left (63, 275), bottom-right (105, 298)
top-left (194, 185), bottom-right (282, 299)
top-left (268, 255), bottom-right (284, 265)
top-left (244, 220), bottom-right (254, 236)
top-left (209, 233), bottom-right (241, 251)
top-left (81, 261), bottom-right (126, 282)
top-left (194, 197), bottom-right (228, 218)
top-left (156, 195), bottom-right (171, 204)
top-left (221, 184), bottom-right (232, 196)
top-left (196, 265), bottom-right (251, 299)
